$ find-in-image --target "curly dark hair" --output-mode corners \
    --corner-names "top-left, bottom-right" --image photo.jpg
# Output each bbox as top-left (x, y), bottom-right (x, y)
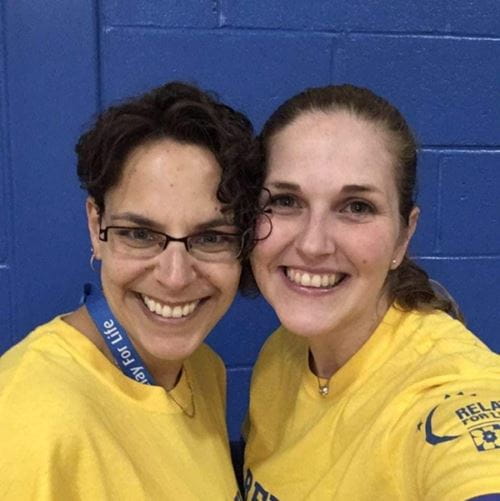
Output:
top-left (76, 81), bottom-right (261, 276)
top-left (256, 84), bottom-right (463, 320)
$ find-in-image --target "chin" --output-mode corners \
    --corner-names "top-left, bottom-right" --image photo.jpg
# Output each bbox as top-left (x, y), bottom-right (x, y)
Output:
top-left (282, 319), bottom-right (336, 339)
top-left (134, 326), bottom-right (206, 363)
top-left (273, 305), bottom-right (334, 338)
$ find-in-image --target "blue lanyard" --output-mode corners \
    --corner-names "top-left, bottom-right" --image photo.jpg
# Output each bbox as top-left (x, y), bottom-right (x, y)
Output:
top-left (83, 283), bottom-right (156, 386)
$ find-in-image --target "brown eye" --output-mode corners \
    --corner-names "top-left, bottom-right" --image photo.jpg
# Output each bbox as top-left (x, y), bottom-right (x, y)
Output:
top-left (265, 194), bottom-right (302, 215)
top-left (348, 201), bottom-right (373, 214)
top-left (340, 200), bottom-right (376, 219)
top-left (189, 232), bottom-right (239, 251)
top-left (114, 227), bottom-right (163, 246)
top-left (272, 195), bottom-right (296, 207)
top-left (129, 228), bottom-right (155, 241)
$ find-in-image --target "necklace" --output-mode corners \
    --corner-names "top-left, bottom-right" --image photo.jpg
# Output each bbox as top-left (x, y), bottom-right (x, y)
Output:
top-left (309, 350), bottom-right (332, 396)
top-left (316, 375), bottom-right (331, 396)
top-left (167, 368), bottom-right (195, 418)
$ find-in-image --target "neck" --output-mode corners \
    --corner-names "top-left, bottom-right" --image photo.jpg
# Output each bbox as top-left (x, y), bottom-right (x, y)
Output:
top-left (138, 348), bottom-right (184, 391)
top-left (308, 298), bottom-right (390, 379)
top-left (63, 306), bottom-right (182, 391)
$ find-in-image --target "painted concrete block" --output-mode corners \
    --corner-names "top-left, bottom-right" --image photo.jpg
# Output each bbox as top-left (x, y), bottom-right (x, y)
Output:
top-left (0, 268), bottom-right (12, 354)
top-left (101, 28), bottom-right (333, 129)
top-left (5, 0), bottom-right (99, 338)
top-left (0, 7), bottom-right (8, 264)
top-left (102, 0), bottom-right (219, 28)
top-left (2, 0), bottom-right (498, 365)
top-left (410, 151), bottom-right (440, 256)
top-left (438, 153), bottom-right (500, 254)
top-left (221, 0), bottom-right (500, 35)
top-left (207, 293), bottom-right (279, 367)
top-left (418, 257), bottom-right (500, 353)
top-left (0, 127), bottom-right (7, 264)
top-left (226, 366), bottom-right (252, 441)
top-left (0, 158), bottom-right (7, 263)
top-left (333, 35), bottom-right (500, 145)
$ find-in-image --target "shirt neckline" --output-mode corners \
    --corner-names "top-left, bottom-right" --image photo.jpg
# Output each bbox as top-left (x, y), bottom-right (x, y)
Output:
top-left (48, 315), bottom-right (196, 415)
top-left (301, 304), bottom-right (405, 399)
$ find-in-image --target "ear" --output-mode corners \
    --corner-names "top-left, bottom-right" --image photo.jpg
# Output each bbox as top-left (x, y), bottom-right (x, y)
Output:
top-left (86, 198), bottom-right (102, 260)
top-left (392, 206), bottom-right (420, 268)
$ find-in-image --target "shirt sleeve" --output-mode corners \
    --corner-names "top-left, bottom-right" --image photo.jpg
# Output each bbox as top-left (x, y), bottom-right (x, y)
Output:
top-left (396, 385), bottom-right (500, 500)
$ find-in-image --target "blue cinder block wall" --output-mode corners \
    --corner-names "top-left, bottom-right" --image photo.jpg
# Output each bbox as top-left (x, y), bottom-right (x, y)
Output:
top-left (1, 1), bottom-right (499, 440)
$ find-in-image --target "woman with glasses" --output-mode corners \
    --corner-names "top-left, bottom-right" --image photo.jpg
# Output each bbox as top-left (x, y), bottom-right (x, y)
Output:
top-left (0, 82), bottom-right (257, 499)
top-left (243, 84), bottom-right (500, 500)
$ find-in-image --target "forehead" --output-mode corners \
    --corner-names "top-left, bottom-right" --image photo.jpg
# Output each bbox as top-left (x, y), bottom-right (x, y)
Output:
top-left (267, 111), bottom-right (396, 192)
top-left (104, 139), bottom-right (227, 226)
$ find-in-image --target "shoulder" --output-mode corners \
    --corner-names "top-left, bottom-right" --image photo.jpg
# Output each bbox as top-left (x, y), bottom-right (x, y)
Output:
top-left (394, 386), bottom-right (500, 498)
top-left (256, 325), bottom-right (305, 365)
top-left (250, 326), bottom-right (306, 392)
top-left (189, 343), bottom-right (227, 391)
top-left (396, 307), bottom-right (483, 344)
top-left (191, 342), bottom-right (225, 371)
top-left (1, 317), bottom-right (76, 386)
top-left (0, 319), bottom-right (101, 476)
top-left (374, 311), bottom-right (500, 498)
top-left (392, 307), bottom-right (499, 370)
top-left (0, 317), bottom-right (100, 427)
top-left (387, 312), bottom-right (500, 455)
top-left (383, 308), bottom-right (500, 417)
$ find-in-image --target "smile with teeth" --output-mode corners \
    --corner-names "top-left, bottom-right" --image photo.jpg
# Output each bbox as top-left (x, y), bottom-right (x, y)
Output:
top-left (141, 295), bottom-right (200, 319)
top-left (285, 267), bottom-right (345, 288)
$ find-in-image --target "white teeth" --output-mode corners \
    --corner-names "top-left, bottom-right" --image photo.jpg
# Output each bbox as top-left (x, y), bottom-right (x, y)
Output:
top-left (301, 273), bottom-right (311, 286)
top-left (142, 295), bottom-right (199, 319)
top-left (311, 275), bottom-right (322, 287)
top-left (286, 268), bottom-right (341, 289)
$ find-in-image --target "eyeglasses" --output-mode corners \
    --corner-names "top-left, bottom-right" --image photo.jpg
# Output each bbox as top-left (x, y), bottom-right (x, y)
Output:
top-left (99, 226), bottom-right (243, 263)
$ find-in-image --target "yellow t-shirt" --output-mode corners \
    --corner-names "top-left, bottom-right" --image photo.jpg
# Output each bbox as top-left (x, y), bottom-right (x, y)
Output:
top-left (0, 317), bottom-right (240, 500)
top-left (244, 306), bottom-right (500, 500)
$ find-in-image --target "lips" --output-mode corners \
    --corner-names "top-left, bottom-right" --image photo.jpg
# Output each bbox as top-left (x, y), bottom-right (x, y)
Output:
top-left (141, 294), bottom-right (200, 319)
top-left (285, 267), bottom-right (346, 289)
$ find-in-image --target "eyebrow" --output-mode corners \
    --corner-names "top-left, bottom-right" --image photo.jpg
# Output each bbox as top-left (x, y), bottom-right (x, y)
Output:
top-left (108, 212), bottom-right (234, 232)
top-left (192, 217), bottom-right (235, 232)
top-left (340, 184), bottom-right (384, 195)
top-left (265, 181), bottom-right (383, 195)
top-left (265, 181), bottom-right (301, 191)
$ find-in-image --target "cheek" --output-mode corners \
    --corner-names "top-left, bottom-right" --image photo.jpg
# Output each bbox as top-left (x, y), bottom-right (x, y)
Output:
top-left (250, 238), bottom-right (276, 271)
top-left (255, 214), bottom-right (273, 240)
top-left (252, 218), bottom-right (293, 264)
top-left (100, 255), bottom-right (147, 286)
top-left (204, 263), bottom-right (241, 295)
top-left (349, 229), bottom-right (398, 271)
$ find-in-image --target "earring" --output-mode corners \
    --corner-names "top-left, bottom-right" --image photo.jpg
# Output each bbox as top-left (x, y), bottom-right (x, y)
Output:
top-left (391, 259), bottom-right (397, 269)
top-left (90, 248), bottom-right (98, 272)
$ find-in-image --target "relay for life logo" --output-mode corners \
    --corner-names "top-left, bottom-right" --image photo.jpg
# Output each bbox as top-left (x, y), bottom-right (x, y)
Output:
top-left (418, 392), bottom-right (500, 452)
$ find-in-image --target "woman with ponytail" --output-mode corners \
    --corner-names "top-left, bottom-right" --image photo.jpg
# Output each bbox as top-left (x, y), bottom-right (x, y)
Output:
top-left (244, 84), bottom-right (500, 500)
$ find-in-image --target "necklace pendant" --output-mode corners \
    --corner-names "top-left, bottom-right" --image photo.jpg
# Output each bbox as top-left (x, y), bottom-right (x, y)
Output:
top-left (319, 385), bottom-right (329, 396)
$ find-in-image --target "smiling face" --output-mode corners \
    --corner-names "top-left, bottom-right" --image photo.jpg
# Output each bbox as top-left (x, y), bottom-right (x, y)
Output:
top-left (251, 111), bottom-right (418, 346)
top-left (88, 138), bottom-right (241, 366)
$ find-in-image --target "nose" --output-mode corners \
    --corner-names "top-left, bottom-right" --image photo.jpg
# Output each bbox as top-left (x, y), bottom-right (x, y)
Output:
top-left (294, 212), bottom-right (336, 260)
top-left (152, 242), bottom-right (198, 290)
